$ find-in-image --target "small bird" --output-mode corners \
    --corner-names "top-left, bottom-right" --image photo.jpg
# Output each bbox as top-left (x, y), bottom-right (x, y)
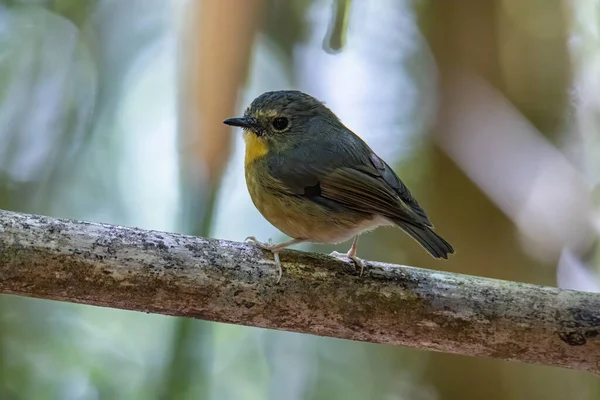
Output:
top-left (224, 90), bottom-right (454, 282)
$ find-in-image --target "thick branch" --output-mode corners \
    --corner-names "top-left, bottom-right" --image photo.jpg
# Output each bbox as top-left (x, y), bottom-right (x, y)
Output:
top-left (0, 210), bottom-right (598, 374)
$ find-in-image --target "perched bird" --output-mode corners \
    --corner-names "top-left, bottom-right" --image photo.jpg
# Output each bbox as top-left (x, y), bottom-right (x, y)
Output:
top-left (224, 90), bottom-right (454, 282)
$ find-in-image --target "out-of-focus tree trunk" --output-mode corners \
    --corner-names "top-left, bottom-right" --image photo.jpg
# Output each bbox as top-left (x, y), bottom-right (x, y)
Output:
top-left (181, 0), bottom-right (263, 189)
top-left (177, 0), bottom-right (264, 235)
top-left (161, 1), bottom-right (263, 399)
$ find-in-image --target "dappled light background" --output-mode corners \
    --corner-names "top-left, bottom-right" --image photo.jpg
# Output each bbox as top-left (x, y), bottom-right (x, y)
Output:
top-left (0, 0), bottom-right (599, 399)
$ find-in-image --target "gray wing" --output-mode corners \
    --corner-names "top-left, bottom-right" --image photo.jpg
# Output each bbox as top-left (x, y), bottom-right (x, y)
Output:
top-left (267, 134), bottom-right (432, 227)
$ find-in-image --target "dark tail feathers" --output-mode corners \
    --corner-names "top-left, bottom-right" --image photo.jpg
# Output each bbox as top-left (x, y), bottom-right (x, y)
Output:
top-left (398, 223), bottom-right (454, 259)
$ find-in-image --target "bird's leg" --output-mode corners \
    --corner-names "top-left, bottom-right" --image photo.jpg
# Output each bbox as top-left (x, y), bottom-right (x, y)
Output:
top-left (245, 236), bottom-right (303, 252)
top-left (330, 236), bottom-right (365, 276)
top-left (245, 236), bottom-right (305, 283)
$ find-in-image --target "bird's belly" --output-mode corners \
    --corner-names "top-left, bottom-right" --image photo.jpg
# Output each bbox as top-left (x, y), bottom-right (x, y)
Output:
top-left (246, 167), bottom-right (386, 244)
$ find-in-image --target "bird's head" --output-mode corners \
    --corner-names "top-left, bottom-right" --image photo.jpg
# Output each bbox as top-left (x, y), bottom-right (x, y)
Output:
top-left (224, 90), bottom-right (342, 160)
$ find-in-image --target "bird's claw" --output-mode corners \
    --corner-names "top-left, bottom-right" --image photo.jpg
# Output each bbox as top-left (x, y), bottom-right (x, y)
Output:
top-left (245, 236), bottom-right (282, 283)
top-left (329, 251), bottom-right (365, 276)
top-left (245, 236), bottom-right (274, 250)
top-left (273, 252), bottom-right (282, 284)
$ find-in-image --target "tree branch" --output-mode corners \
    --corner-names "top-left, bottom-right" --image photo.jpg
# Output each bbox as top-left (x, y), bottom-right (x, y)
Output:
top-left (0, 209), bottom-right (598, 374)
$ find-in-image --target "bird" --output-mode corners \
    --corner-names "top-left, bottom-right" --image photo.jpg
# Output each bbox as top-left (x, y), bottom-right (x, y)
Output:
top-left (223, 90), bottom-right (454, 282)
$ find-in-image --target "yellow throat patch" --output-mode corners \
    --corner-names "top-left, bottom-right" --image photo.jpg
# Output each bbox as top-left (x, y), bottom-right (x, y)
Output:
top-left (243, 131), bottom-right (268, 165)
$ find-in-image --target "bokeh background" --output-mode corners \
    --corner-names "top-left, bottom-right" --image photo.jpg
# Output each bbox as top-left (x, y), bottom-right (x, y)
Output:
top-left (1, 0), bottom-right (599, 398)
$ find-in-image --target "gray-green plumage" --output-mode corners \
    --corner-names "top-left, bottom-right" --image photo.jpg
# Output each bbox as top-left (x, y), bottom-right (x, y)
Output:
top-left (225, 90), bottom-right (454, 261)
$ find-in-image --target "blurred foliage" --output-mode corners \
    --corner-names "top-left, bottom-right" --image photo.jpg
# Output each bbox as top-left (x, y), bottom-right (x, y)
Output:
top-left (261, 0), bottom-right (311, 76)
top-left (322, 0), bottom-right (351, 53)
top-left (0, 0), bottom-right (599, 399)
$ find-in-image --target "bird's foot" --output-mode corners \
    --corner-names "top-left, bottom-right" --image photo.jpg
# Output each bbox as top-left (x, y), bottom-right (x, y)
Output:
top-left (329, 251), bottom-right (365, 276)
top-left (245, 236), bottom-right (275, 250)
top-left (245, 236), bottom-right (283, 283)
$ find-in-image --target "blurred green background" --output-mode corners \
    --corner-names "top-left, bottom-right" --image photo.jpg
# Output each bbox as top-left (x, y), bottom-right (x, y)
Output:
top-left (0, 0), bottom-right (599, 399)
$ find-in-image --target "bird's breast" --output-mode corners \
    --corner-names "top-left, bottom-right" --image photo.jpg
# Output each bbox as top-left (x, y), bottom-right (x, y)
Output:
top-left (244, 159), bottom-right (385, 243)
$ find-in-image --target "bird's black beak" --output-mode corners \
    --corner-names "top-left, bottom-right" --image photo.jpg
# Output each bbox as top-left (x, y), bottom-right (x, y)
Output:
top-left (223, 117), bottom-right (254, 129)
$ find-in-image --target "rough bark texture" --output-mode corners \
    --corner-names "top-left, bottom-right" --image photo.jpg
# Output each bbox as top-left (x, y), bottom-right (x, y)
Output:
top-left (0, 210), bottom-right (598, 374)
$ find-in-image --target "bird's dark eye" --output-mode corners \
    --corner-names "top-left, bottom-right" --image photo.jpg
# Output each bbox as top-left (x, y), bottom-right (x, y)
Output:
top-left (272, 117), bottom-right (289, 131)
